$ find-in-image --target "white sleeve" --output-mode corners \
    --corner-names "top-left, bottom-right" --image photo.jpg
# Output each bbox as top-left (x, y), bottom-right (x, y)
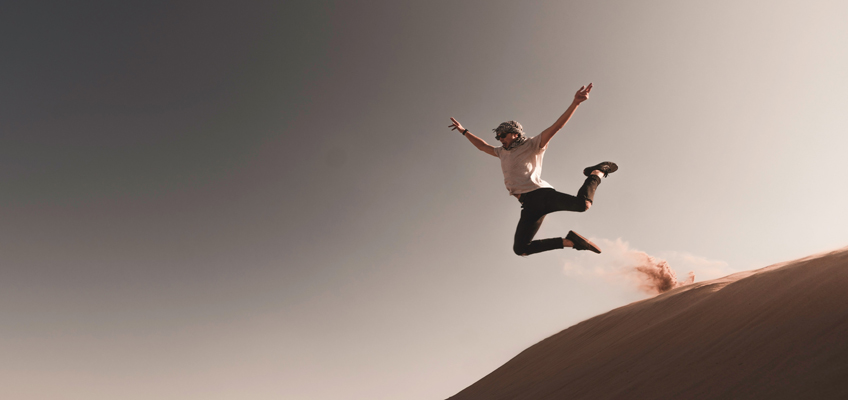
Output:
top-left (530, 135), bottom-right (542, 150)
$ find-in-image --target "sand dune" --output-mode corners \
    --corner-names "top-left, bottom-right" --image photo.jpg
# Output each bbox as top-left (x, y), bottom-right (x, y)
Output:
top-left (449, 247), bottom-right (848, 400)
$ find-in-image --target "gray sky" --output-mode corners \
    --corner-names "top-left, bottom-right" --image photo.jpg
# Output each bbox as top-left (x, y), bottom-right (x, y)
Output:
top-left (2, 1), bottom-right (847, 399)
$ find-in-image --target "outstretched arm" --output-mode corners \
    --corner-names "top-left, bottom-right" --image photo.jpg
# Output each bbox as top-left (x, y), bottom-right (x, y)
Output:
top-left (539, 83), bottom-right (593, 149)
top-left (449, 117), bottom-right (497, 157)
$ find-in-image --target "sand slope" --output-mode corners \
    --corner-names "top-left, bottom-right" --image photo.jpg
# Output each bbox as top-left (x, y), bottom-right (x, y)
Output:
top-left (449, 247), bottom-right (848, 400)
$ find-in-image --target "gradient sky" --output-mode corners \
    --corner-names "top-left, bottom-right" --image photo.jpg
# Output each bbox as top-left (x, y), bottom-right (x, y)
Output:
top-left (2, 1), bottom-right (847, 399)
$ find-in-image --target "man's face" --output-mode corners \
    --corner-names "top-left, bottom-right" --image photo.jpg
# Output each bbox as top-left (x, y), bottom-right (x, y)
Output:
top-left (499, 132), bottom-right (519, 146)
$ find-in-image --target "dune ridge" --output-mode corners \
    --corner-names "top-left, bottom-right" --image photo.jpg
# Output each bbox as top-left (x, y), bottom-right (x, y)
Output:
top-left (449, 247), bottom-right (848, 400)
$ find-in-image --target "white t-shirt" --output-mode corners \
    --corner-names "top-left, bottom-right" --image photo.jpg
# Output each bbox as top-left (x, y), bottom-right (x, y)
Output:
top-left (493, 135), bottom-right (553, 196)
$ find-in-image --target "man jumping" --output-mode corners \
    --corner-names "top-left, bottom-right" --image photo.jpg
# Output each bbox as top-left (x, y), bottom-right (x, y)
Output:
top-left (448, 83), bottom-right (617, 256)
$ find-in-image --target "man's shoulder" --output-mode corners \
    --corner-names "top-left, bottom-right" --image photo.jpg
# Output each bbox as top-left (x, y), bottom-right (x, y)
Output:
top-left (520, 135), bottom-right (543, 150)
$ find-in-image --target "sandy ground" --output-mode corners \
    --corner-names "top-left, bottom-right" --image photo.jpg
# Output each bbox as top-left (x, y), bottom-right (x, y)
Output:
top-left (448, 247), bottom-right (848, 400)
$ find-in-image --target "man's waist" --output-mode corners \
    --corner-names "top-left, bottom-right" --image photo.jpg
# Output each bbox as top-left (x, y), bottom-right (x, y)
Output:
top-left (516, 187), bottom-right (556, 204)
top-left (507, 182), bottom-right (553, 198)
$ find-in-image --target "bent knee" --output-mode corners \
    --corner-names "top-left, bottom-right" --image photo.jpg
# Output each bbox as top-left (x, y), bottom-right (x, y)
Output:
top-left (579, 200), bottom-right (592, 212)
top-left (513, 245), bottom-right (529, 257)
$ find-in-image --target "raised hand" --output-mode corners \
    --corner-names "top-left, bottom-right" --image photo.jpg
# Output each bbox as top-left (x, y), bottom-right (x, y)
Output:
top-left (574, 83), bottom-right (593, 104)
top-left (448, 117), bottom-right (465, 133)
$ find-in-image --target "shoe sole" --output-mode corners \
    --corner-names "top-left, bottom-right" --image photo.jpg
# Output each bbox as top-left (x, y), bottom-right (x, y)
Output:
top-left (567, 230), bottom-right (602, 254)
top-left (583, 161), bottom-right (618, 177)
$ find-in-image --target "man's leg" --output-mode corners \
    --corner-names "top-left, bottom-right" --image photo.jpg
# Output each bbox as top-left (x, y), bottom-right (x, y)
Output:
top-left (511, 175), bottom-right (603, 256)
top-left (575, 173), bottom-right (602, 210)
top-left (536, 174), bottom-right (602, 215)
top-left (512, 208), bottom-right (565, 256)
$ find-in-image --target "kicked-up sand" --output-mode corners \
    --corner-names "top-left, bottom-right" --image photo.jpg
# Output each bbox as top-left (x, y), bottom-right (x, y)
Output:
top-left (449, 247), bottom-right (848, 400)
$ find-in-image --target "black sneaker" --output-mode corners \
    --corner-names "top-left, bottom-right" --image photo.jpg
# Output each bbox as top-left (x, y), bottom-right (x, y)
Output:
top-left (583, 161), bottom-right (618, 177)
top-left (566, 230), bottom-right (601, 254)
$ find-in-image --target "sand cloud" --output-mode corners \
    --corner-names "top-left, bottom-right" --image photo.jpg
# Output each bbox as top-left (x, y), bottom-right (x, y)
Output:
top-left (562, 238), bottom-right (723, 295)
top-left (656, 250), bottom-right (735, 282)
top-left (630, 253), bottom-right (694, 295)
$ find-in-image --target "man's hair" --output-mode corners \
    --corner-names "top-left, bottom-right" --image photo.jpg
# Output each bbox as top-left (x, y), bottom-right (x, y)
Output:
top-left (493, 120), bottom-right (525, 139)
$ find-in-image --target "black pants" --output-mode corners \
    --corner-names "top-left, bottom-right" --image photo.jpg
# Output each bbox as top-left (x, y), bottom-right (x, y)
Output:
top-left (513, 175), bottom-right (601, 256)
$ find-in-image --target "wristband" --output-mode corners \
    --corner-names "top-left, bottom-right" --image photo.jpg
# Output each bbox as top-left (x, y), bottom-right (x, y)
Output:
top-left (462, 129), bottom-right (468, 136)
